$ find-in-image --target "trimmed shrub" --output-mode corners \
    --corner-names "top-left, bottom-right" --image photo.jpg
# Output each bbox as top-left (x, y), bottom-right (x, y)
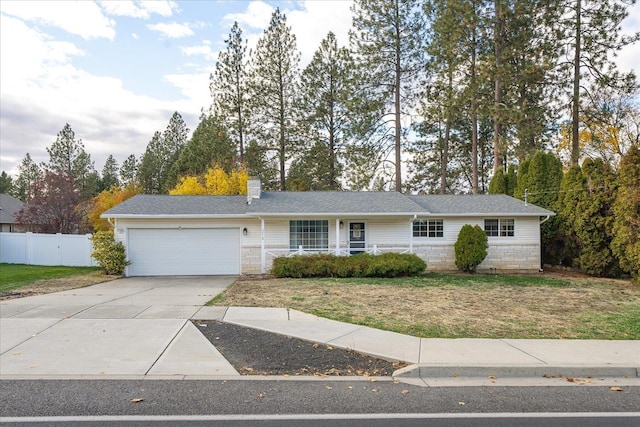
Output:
top-left (454, 224), bottom-right (488, 273)
top-left (271, 253), bottom-right (426, 278)
top-left (90, 231), bottom-right (130, 275)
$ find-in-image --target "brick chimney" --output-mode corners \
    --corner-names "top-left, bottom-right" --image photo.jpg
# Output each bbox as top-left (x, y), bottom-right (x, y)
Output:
top-left (247, 178), bottom-right (261, 204)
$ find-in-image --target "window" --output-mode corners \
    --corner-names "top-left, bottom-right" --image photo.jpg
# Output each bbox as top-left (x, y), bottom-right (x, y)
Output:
top-left (413, 219), bottom-right (443, 238)
top-left (484, 219), bottom-right (514, 237)
top-left (290, 220), bottom-right (328, 251)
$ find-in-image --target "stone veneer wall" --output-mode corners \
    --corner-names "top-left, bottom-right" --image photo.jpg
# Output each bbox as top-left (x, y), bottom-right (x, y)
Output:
top-left (414, 243), bottom-right (541, 272)
top-left (242, 243), bottom-right (541, 274)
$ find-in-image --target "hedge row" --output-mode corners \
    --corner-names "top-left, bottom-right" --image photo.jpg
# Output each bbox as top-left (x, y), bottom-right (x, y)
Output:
top-left (271, 253), bottom-right (426, 278)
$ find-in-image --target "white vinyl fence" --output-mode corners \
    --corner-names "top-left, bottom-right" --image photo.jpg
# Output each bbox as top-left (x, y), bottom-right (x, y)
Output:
top-left (0, 232), bottom-right (97, 267)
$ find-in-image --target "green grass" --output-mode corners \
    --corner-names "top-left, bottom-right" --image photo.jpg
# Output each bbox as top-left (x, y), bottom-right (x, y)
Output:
top-left (313, 272), bottom-right (572, 288)
top-left (0, 264), bottom-right (101, 292)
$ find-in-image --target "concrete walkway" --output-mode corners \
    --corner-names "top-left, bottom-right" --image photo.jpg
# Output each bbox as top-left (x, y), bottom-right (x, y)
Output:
top-left (1, 278), bottom-right (639, 386)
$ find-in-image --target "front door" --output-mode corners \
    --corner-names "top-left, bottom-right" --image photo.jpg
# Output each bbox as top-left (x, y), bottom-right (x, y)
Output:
top-left (349, 222), bottom-right (366, 255)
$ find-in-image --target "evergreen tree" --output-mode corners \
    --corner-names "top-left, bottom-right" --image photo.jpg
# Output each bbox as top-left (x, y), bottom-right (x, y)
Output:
top-left (249, 8), bottom-right (301, 191)
top-left (0, 171), bottom-right (14, 195)
top-left (138, 132), bottom-right (166, 194)
top-left (100, 155), bottom-right (120, 191)
top-left (14, 153), bottom-right (43, 201)
top-left (556, 164), bottom-right (584, 266)
top-left (350, 0), bottom-right (427, 191)
top-left (138, 112), bottom-right (189, 194)
top-left (297, 32), bottom-right (354, 190)
top-left (120, 154), bottom-right (138, 186)
top-left (575, 158), bottom-right (619, 276)
top-left (560, 0), bottom-right (639, 165)
top-left (611, 145), bottom-right (640, 283)
top-left (211, 21), bottom-right (250, 164)
top-left (45, 123), bottom-right (97, 199)
top-left (514, 151), bottom-right (563, 264)
top-left (168, 113), bottom-right (237, 182)
top-left (488, 168), bottom-right (507, 194)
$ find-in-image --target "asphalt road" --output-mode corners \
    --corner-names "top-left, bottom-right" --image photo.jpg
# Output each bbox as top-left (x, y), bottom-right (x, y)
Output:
top-left (1, 380), bottom-right (639, 425)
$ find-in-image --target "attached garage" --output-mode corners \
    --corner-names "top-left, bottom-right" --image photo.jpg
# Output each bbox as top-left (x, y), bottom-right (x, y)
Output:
top-left (126, 228), bottom-right (240, 276)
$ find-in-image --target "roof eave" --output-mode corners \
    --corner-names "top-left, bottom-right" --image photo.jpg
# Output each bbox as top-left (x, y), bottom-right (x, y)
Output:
top-left (100, 214), bottom-right (248, 219)
top-left (247, 212), bottom-right (423, 217)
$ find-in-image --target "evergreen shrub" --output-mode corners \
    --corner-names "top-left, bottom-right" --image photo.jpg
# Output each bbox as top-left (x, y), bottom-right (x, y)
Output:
top-left (454, 224), bottom-right (488, 273)
top-left (90, 231), bottom-right (130, 275)
top-left (271, 253), bottom-right (426, 278)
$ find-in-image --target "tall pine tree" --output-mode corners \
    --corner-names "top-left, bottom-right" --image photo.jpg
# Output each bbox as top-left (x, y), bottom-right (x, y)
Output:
top-left (350, 0), bottom-right (427, 191)
top-left (249, 8), bottom-right (301, 191)
top-left (211, 21), bottom-right (250, 164)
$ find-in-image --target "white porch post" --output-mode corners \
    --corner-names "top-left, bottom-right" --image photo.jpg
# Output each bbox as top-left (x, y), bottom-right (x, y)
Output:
top-left (409, 217), bottom-right (414, 253)
top-left (335, 218), bottom-right (340, 255)
top-left (260, 218), bottom-right (265, 274)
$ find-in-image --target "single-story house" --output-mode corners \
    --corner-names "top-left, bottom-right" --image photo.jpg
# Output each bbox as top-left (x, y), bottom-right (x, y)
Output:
top-left (0, 193), bottom-right (25, 232)
top-left (101, 179), bottom-right (554, 277)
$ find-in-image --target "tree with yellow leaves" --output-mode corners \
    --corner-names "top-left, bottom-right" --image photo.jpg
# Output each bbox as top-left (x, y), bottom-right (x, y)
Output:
top-left (170, 166), bottom-right (248, 195)
top-left (86, 184), bottom-right (141, 232)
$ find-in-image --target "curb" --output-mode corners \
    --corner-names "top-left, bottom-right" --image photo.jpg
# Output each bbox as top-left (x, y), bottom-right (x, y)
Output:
top-left (393, 364), bottom-right (640, 379)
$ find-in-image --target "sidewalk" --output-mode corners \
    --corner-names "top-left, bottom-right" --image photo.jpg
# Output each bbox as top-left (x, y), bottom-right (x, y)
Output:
top-left (1, 278), bottom-right (638, 386)
top-left (202, 306), bottom-right (640, 386)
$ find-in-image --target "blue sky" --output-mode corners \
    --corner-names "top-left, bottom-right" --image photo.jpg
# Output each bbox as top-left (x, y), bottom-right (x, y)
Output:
top-left (0, 0), bottom-right (638, 178)
top-left (0, 0), bottom-right (354, 176)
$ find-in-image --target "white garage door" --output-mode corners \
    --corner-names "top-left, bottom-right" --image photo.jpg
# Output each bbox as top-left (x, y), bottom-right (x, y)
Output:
top-left (127, 228), bottom-right (240, 276)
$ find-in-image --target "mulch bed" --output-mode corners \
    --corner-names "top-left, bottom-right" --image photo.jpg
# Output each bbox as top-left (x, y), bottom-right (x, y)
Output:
top-left (192, 320), bottom-right (406, 376)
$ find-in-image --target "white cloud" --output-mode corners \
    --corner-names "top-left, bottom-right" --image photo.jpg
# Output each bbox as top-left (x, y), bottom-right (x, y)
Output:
top-left (163, 72), bottom-right (211, 113)
top-left (181, 44), bottom-right (217, 61)
top-left (0, 0), bottom-right (116, 40)
top-left (147, 21), bottom-right (194, 38)
top-left (0, 12), bottom-right (197, 176)
top-left (98, 0), bottom-right (178, 19)
top-left (223, 0), bottom-right (273, 30)
top-left (287, 0), bottom-right (353, 66)
top-left (615, 1), bottom-right (640, 76)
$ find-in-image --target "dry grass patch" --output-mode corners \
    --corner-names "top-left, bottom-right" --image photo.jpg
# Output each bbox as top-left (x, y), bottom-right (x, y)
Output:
top-left (0, 272), bottom-right (117, 300)
top-left (213, 274), bottom-right (640, 339)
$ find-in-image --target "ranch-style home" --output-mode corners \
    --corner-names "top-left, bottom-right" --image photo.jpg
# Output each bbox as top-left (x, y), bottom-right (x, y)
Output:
top-left (101, 179), bottom-right (554, 277)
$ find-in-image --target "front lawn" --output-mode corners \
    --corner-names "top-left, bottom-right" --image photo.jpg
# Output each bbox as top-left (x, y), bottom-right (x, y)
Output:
top-left (211, 272), bottom-right (640, 340)
top-left (0, 264), bottom-right (108, 295)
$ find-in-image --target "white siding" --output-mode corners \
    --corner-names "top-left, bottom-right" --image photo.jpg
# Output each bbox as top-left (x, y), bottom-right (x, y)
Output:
top-left (115, 215), bottom-right (543, 274)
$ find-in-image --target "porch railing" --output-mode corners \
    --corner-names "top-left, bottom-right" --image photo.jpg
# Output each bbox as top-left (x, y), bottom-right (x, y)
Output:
top-left (266, 245), bottom-right (412, 259)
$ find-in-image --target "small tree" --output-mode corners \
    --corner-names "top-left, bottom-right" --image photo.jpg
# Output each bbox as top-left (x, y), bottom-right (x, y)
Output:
top-left (454, 224), bottom-right (488, 273)
top-left (91, 231), bottom-right (130, 275)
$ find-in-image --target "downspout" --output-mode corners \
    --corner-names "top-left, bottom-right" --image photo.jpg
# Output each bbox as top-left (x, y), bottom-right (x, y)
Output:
top-left (107, 217), bottom-right (115, 228)
top-left (260, 217), bottom-right (265, 274)
top-left (539, 215), bottom-right (551, 225)
top-left (409, 214), bottom-right (417, 253)
top-left (335, 218), bottom-right (340, 256)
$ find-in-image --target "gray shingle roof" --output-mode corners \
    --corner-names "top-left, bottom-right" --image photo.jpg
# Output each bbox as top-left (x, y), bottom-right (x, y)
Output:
top-left (102, 195), bottom-right (248, 217)
top-left (0, 194), bottom-right (25, 224)
top-left (101, 192), bottom-right (555, 218)
top-left (408, 194), bottom-right (555, 216)
top-left (247, 191), bottom-right (423, 215)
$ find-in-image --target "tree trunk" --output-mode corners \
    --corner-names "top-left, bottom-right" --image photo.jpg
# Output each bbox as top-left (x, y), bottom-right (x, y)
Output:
top-left (440, 68), bottom-right (453, 194)
top-left (471, 6), bottom-right (479, 194)
top-left (571, 0), bottom-right (582, 166)
top-left (394, 1), bottom-right (402, 192)
top-left (493, 0), bottom-right (504, 174)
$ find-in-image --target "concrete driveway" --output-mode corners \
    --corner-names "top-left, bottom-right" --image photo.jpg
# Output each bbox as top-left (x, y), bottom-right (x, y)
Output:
top-left (0, 276), bottom-right (239, 378)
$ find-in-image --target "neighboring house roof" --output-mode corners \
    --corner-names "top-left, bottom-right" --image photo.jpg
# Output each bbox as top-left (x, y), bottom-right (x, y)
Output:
top-left (0, 193), bottom-right (25, 224)
top-left (408, 194), bottom-right (555, 217)
top-left (102, 192), bottom-right (555, 219)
